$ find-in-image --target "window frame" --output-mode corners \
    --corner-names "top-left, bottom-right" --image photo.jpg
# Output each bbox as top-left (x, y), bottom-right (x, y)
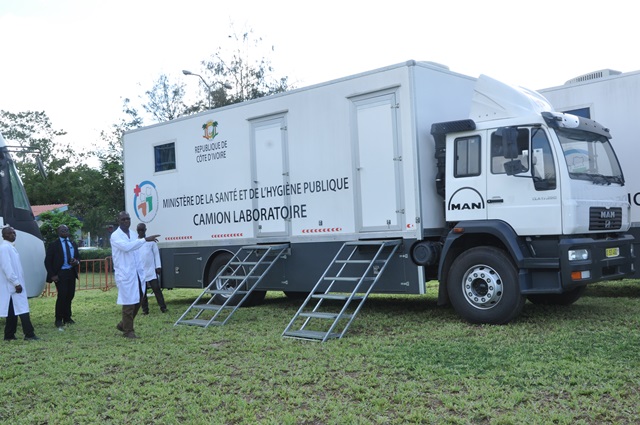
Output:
top-left (453, 135), bottom-right (481, 178)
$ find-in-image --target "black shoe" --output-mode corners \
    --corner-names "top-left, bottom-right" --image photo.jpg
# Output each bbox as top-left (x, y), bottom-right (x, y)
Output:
top-left (64, 319), bottom-right (76, 325)
top-left (161, 308), bottom-right (168, 313)
top-left (4, 335), bottom-right (17, 341)
top-left (55, 320), bottom-right (64, 328)
top-left (24, 335), bottom-right (40, 341)
top-left (116, 323), bottom-right (124, 332)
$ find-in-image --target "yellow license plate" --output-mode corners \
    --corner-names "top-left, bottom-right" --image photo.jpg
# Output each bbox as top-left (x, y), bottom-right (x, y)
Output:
top-left (606, 247), bottom-right (620, 258)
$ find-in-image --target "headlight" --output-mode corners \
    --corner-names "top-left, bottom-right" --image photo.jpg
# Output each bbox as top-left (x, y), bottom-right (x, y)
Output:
top-left (568, 249), bottom-right (589, 261)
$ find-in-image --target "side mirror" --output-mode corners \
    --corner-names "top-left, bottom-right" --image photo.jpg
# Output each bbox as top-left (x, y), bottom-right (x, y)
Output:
top-left (497, 127), bottom-right (519, 159)
top-left (36, 155), bottom-right (48, 179)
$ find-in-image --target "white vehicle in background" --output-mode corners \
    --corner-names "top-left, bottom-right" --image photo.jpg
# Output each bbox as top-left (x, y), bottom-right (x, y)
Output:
top-left (0, 133), bottom-right (46, 297)
top-left (123, 61), bottom-right (634, 339)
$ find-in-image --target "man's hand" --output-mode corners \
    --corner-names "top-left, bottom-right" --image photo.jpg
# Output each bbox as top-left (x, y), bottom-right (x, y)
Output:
top-left (15, 284), bottom-right (22, 294)
top-left (145, 234), bottom-right (160, 242)
top-left (51, 275), bottom-right (59, 283)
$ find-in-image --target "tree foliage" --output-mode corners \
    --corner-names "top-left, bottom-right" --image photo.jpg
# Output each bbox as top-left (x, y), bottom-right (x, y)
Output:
top-left (139, 27), bottom-right (293, 119)
top-left (38, 210), bottom-right (82, 247)
top-left (91, 98), bottom-right (144, 234)
top-left (0, 110), bottom-right (70, 169)
top-left (142, 75), bottom-right (189, 122)
top-left (200, 29), bottom-right (291, 108)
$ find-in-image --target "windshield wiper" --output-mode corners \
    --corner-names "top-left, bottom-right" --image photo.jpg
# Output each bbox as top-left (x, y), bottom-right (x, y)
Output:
top-left (569, 172), bottom-right (624, 186)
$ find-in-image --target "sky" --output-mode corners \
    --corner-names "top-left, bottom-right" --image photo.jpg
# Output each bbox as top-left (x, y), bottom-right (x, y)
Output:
top-left (2, 0), bottom-right (640, 154)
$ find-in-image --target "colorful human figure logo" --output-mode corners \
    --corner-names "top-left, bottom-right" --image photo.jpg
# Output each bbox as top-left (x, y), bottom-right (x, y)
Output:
top-left (133, 181), bottom-right (159, 222)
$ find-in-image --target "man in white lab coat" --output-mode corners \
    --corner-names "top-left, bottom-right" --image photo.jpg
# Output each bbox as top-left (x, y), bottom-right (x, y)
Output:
top-left (137, 223), bottom-right (167, 314)
top-left (110, 212), bottom-right (160, 339)
top-left (0, 226), bottom-right (39, 341)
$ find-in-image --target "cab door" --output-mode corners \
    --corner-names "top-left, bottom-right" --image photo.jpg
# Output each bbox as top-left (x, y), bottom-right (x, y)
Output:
top-left (445, 133), bottom-right (487, 222)
top-left (486, 127), bottom-right (562, 235)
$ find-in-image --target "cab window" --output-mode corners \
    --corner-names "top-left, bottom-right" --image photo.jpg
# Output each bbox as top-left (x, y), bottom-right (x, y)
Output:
top-left (454, 136), bottom-right (481, 177)
top-left (491, 129), bottom-right (530, 174)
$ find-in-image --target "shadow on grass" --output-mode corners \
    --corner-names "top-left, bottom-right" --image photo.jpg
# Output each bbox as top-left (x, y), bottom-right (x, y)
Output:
top-left (583, 280), bottom-right (640, 298)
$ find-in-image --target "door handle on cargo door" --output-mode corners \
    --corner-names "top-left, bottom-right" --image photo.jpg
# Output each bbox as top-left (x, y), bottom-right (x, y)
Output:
top-left (487, 198), bottom-right (504, 204)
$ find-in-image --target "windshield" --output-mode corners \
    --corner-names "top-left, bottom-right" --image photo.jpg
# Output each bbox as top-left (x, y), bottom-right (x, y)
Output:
top-left (555, 128), bottom-right (624, 185)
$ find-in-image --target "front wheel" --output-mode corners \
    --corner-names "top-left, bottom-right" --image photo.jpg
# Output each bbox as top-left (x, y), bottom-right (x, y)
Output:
top-left (206, 253), bottom-right (266, 307)
top-left (447, 247), bottom-right (525, 324)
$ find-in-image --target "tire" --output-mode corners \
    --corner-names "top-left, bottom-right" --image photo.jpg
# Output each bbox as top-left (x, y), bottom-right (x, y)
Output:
top-left (206, 253), bottom-right (266, 307)
top-left (527, 286), bottom-right (586, 306)
top-left (447, 247), bottom-right (525, 324)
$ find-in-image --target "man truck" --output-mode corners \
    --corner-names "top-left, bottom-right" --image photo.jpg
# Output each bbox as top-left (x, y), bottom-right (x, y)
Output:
top-left (123, 60), bottom-right (634, 340)
top-left (540, 68), bottom-right (640, 278)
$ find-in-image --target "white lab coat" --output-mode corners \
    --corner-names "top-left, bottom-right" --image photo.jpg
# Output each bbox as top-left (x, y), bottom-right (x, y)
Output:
top-left (139, 241), bottom-right (161, 282)
top-left (110, 227), bottom-right (146, 305)
top-left (0, 240), bottom-right (30, 316)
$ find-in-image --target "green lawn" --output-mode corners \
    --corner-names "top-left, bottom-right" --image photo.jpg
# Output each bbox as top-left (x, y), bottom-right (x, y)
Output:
top-left (1, 280), bottom-right (639, 424)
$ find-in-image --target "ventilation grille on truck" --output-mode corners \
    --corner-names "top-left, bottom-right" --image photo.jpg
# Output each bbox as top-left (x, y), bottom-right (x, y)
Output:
top-left (565, 69), bottom-right (621, 85)
top-left (589, 207), bottom-right (622, 231)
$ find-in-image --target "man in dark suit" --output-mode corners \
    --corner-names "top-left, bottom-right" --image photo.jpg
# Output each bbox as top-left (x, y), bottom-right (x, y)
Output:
top-left (45, 225), bottom-right (80, 328)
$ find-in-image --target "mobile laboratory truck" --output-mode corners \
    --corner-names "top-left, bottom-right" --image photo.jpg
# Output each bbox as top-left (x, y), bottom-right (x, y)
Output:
top-left (540, 69), bottom-right (640, 278)
top-left (123, 60), bottom-right (635, 339)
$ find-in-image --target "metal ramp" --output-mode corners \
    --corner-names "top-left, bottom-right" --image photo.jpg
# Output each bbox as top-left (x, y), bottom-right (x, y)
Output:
top-left (282, 239), bottom-right (401, 342)
top-left (175, 244), bottom-right (289, 328)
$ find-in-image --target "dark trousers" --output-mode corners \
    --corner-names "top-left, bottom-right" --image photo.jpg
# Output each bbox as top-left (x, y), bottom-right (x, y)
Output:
top-left (117, 278), bottom-right (144, 336)
top-left (55, 269), bottom-right (76, 322)
top-left (141, 278), bottom-right (167, 313)
top-left (4, 298), bottom-right (35, 339)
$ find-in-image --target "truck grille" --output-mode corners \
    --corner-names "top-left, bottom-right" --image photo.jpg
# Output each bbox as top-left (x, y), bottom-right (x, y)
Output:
top-left (589, 207), bottom-right (622, 231)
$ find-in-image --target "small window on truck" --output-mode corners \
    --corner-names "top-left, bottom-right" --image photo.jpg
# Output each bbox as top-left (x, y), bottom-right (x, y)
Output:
top-left (454, 136), bottom-right (481, 177)
top-left (154, 142), bottom-right (176, 172)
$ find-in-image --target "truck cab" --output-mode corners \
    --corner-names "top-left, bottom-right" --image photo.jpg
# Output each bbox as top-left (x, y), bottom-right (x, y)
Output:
top-left (430, 75), bottom-right (635, 324)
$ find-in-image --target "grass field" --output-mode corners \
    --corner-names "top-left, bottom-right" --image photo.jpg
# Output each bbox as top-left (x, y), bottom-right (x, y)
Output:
top-left (1, 280), bottom-right (639, 424)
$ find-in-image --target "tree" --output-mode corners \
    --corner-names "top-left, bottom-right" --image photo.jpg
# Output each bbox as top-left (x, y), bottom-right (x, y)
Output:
top-left (38, 210), bottom-right (82, 247)
top-left (0, 110), bottom-right (72, 181)
top-left (142, 75), bottom-right (189, 122)
top-left (200, 29), bottom-right (292, 108)
top-left (92, 98), bottom-right (143, 232)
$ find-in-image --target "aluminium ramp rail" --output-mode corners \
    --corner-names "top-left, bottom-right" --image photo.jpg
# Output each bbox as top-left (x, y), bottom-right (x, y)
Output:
top-left (282, 239), bottom-right (401, 342)
top-left (175, 244), bottom-right (289, 328)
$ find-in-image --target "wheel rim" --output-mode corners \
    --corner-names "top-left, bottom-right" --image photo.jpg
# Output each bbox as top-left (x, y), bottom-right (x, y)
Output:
top-left (461, 264), bottom-right (503, 310)
top-left (214, 265), bottom-right (237, 296)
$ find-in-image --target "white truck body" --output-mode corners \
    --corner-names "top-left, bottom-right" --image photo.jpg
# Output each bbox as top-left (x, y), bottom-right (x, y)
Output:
top-left (124, 61), bottom-right (635, 324)
top-left (540, 70), bottom-right (640, 276)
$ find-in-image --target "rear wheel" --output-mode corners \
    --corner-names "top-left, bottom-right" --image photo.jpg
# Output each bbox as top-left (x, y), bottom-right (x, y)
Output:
top-left (448, 247), bottom-right (525, 324)
top-left (527, 286), bottom-right (586, 305)
top-left (206, 253), bottom-right (266, 306)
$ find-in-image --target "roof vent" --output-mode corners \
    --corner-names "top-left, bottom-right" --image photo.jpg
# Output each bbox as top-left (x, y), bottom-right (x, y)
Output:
top-left (565, 69), bottom-right (621, 85)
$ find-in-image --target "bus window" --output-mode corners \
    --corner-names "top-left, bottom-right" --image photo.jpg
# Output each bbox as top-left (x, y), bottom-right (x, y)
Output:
top-left (8, 161), bottom-right (31, 210)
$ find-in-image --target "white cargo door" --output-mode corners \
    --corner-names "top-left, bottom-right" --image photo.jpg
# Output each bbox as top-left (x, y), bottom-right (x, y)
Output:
top-left (250, 114), bottom-right (290, 237)
top-left (351, 90), bottom-right (404, 232)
